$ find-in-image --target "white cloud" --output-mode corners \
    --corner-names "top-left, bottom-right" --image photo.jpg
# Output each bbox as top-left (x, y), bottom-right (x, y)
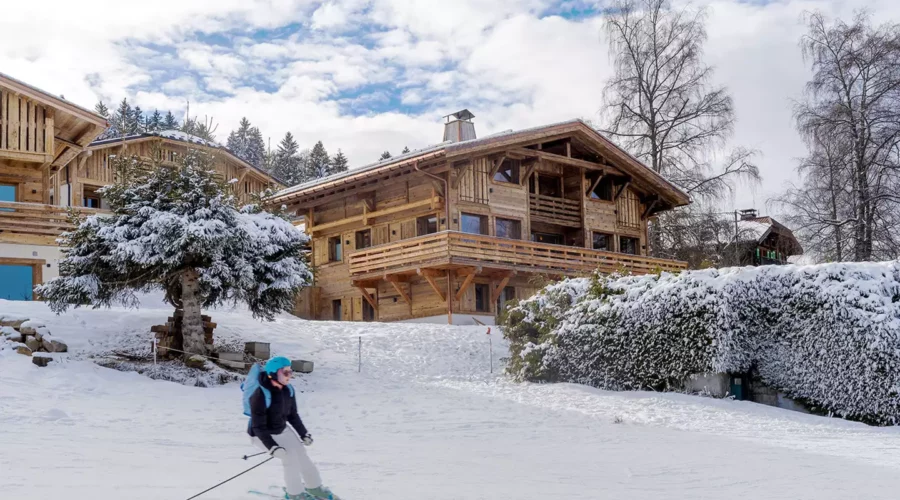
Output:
top-left (3, 0), bottom-right (900, 216)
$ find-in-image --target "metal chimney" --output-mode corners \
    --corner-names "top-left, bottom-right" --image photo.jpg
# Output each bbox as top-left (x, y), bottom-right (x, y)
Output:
top-left (442, 109), bottom-right (476, 143)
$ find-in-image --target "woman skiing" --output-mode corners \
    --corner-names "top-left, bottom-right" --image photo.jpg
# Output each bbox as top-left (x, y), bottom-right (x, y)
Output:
top-left (247, 356), bottom-right (340, 500)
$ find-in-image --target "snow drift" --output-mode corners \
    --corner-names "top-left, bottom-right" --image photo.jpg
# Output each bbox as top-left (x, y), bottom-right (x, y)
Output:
top-left (501, 262), bottom-right (900, 424)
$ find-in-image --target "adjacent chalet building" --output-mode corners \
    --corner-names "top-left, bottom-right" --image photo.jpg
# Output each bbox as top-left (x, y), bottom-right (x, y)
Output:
top-left (272, 110), bottom-right (692, 325)
top-left (0, 73), bottom-right (282, 301)
top-left (730, 210), bottom-right (803, 266)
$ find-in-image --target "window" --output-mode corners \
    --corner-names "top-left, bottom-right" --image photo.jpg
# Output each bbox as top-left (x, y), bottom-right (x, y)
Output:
top-left (362, 299), bottom-right (376, 322)
top-left (592, 232), bottom-right (613, 252)
top-left (0, 184), bottom-right (16, 212)
top-left (332, 300), bottom-right (342, 321)
top-left (590, 175), bottom-right (615, 201)
top-left (83, 195), bottom-right (101, 209)
top-left (355, 229), bottom-right (372, 250)
top-left (474, 283), bottom-right (490, 313)
top-left (493, 159), bottom-right (520, 184)
top-left (328, 236), bottom-right (343, 262)
top-left (620, 236), bottom-right (639, 255)
top-left (531, 175), bottom-right (562, 198)
top-left (496, 286), bottom-right (516, 314)
top-left (531, 232), bottom-right (562, 245)
top-left (461, 213), bottom-right (488, 235)
top-left (495, 218), bottom-right (521, 239)
top-left (417, 215), bottom-right (438, 236)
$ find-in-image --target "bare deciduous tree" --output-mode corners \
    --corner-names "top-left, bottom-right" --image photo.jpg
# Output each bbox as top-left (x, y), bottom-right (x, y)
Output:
top-left (786, 11), bottom-right (900, 261)
top-left (601, 0), bottom-right (759, 258)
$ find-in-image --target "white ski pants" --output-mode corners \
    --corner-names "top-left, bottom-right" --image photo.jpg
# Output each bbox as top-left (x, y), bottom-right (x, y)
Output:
top-left (251, 429), bottom-right (323, 494)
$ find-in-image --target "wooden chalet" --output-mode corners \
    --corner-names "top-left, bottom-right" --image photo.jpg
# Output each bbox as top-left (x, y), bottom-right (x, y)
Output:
top-left (0, 72), bottom-right (281, 301)
top-left (271, 110), bottom-right (692, 324)
top-left (86, 131), bottom-right (282, 207)
top-left (730, 210), bottom-right (803, 266)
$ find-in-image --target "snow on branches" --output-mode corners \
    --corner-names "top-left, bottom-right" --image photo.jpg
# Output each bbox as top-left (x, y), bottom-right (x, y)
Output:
top-left (37, 148), bottom-right (312, 358)
top-left (502, 262), bottom-right (900, 424)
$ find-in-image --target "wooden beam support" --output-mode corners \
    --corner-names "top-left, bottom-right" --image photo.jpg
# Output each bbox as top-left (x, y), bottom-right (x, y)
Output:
top-left (454, 266), bottom-right (481, 277)
top-left (389, 279), bottom-right (411, 305)
top-left (455, 273), bottom-right (476, 302)
top-left (586, 171), bottom-right (606, 197)
top-left (489, 154), bottom-right (507, 178)
top-left (308, 197), bottom-right (440, 234)
top-left (641, 196), bottom-right (660, 220)
top-left (615, 177), bottom-right (633, 201)
top-left (509, 147), bottom-right (609, 172)
top-left (417, 269), bottom-right (446, 302)
top-left (451, 161), bottom-right (472, 189)
top-left (491, 275), bottom-right (513, 304)
top-left (357, 286), bottom-right (378, 312)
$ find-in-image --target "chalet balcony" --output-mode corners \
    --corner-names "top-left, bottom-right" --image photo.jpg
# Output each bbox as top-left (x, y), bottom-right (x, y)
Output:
top-left (528, 194), bottom-right (581, 227)
top-left (0, 201), bottom-right (104, 245)
top-left (348, 230), bottom-right (687, 280)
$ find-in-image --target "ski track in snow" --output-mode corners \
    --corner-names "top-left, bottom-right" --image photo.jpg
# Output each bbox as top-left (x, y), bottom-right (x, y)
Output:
top-left (3, 298), bottom-right (900, 500)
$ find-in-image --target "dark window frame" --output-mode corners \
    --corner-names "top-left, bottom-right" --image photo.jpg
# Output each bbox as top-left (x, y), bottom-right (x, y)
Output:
top-left (495, 217), bottom-right (522, 240)
top-left (592, 232), bottom-right (614, 252)
top-left (417, 214), bottom-right (439, 236)
top-left (332, 299), bottom-right (342, 321)
top-left (474, 283), bottom-right (490, 313)
top-left (460, 212), bottom-right (488, 235)
top-left (328, 236), bottom-right (343, 262)
top-left (619, 236), bottom-right (640, 255)
top-left (493, 159), bottom-right (521, 184)
top-left (355, 229), bottom-right (372, 250)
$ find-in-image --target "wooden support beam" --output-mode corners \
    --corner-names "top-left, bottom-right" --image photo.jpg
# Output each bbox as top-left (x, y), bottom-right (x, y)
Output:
top-left (615, 177), bottom-right (633, 200)
top-left (389, 280), bottom-right (411, 305)
top-left (509, 147), bottom-right (609, 171)
top-left (357, 286), bottom-right (378, 312)
top-left (489, 155), bottom-right (507, 178)
top-left (417, 268), bottom-right (447, 302)
top-left (566, 141), bottom-right (571, 158)
top-left (491, 275), bottom-right (513, 304)
top-left (451, 161), bottom-right (472, 189)
top-left (308, 197), bottom-right (440, 234)
top-left (454, 266), bottom-right (481, 277)
top-left (586, 171), bottom-right (606, 197)
top-left (429, 178), bottom-right (445, 197)
top-left (641, 196), bottom-right (660, 220)
top-left (455, 272), bottom-right (476, 302)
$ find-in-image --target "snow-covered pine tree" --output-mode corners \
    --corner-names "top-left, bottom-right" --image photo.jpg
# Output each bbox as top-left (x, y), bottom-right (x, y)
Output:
top-left (36, 148), bottom-right (312, 360)
top-left (226, 118), bottom-right (253, 161)
top-left (329, 149), bottom-right (349, 175)
top-left (94, 101), bottom-right (118, 140)
top-left (133, 106), bottom-right (145, 134)
top-left (163, 111), bottom-right (179, 130)
top-left (147, 110), bottom-right (163, 133)
top-left (112, 98), bottom-right (137, 136)
top-left (379, 151), bottom-right (392, 160)
top-left (271, 132), bottom-right (303, 186)
top-left (307, 140), bottom-right (330, 179)
top-left (401, 146), bottom-right (410, 154)
top-left (247, 127), bottom-right (267, 170)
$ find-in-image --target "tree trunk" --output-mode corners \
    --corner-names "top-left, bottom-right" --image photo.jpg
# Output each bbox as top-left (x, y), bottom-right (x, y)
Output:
top-left (180, 268), bottom-right (206, 359)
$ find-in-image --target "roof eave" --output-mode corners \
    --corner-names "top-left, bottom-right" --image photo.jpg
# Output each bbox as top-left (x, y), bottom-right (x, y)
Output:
top-left (0, 72), bottom-right (108, 128)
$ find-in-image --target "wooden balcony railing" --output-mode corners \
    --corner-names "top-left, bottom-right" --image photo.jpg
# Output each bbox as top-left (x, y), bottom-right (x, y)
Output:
top-left (0, 201), bottom-right (104, 245)
top-left (529, 194), bottom-right (581, 227)
top-left (348, 231), bottom-right (687, 279)
top-left (0, 89), bottom-right (54, 163)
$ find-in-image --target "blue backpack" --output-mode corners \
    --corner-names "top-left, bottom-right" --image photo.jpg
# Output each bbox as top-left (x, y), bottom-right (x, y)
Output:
top-left (241, 363), bottom-right (295, 416)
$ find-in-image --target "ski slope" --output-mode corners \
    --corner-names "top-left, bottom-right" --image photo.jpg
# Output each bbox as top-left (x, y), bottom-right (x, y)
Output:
top-left (3, 298), bottom-right (900, 500)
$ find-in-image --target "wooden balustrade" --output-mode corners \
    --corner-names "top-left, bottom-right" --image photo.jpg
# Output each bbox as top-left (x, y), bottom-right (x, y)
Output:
top-left (0, 201), bottom-right (104, 245)
top-left (348, 230), bottom-right (687, 279)
top-left (0, 90), bottom-right (54, 163)
top-left (528, 194), bottom-right (581, 227)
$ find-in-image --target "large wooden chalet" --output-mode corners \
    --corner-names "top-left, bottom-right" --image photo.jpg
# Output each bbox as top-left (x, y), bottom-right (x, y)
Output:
top-left (272, 110), bottom-right (692, 324)
top-left (0, 73), bottom-right (281, 301)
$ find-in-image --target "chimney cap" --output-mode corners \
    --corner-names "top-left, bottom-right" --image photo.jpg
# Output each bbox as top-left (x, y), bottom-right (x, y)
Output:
top-left (443, 109), bottom-right (475, 122)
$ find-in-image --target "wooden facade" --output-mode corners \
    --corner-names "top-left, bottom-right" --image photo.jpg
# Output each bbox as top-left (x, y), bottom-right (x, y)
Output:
top-left (271, 117), bottom-right (692, 324)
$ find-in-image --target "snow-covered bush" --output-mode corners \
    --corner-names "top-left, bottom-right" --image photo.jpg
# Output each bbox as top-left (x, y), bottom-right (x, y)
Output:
top-left (501, 262), bottom-right (900, 424)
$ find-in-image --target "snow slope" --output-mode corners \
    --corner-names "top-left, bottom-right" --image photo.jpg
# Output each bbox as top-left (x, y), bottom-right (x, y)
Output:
top-left (3, 298), bottom-right (900, 500)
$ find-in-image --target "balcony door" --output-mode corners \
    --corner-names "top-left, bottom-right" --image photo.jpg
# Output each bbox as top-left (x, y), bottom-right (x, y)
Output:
top-left (0, 183), bottom-right (16, 212)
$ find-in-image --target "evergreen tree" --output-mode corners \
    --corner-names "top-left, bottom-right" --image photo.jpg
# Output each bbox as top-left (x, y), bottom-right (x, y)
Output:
top-left (226, 118), bottom-right (253, 161)
top-left (111, 98), bottom-right (136, 136)
top-left (271, 132), bottom-right (304, 186)
top-left (162, 111), bottom-right (179, 130)
top-left (379, 151), bottom-right (392, 160)
top-left (247, 127), bottom-right (267, 170)
top-left (307, 140), bottom-right (330, 179)
top-left (36, 150), bottom-right (312, 359)
top-left (181, 117), bottom-right (216, 142)
top-left (94, 101), bottom-right (117, 140)
top-left (133, 106), bottom-right (145, 134)
top-left (147, 110), bottom-right (163, 133)
top-left (402, 146), bottom-right (410, 154)
top-left (329, 149), bottom-right (349, 175)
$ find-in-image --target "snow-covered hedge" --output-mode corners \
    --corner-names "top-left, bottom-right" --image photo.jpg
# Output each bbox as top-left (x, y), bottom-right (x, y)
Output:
top-left (501, 262), bottom-right (900, 424)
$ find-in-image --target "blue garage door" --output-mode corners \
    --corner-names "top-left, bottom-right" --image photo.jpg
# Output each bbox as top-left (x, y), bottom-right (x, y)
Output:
top-left (0, 265), bottom-right (33, 301)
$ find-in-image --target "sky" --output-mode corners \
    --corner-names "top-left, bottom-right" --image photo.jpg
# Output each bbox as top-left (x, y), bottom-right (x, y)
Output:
top-left (2, 0), bottom-right (900, 216)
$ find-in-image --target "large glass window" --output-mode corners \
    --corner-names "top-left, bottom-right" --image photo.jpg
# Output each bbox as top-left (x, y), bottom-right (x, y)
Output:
top-left (620, 236), bottom-right (639, 255)
top-left (531, 232), bottom-right (562, 245)
top-left (474, 284), bottom-right (490, 312)
top-left (328, 236), bottom-right (343, 262)
top-left (592, 232), bottom-right (613, 251)
top-left (493, 159), bottom-right (520, 184)
top-left (461, 213), bottom-right (488, 235)
top-left (495, 218), bottom-right (521, 239)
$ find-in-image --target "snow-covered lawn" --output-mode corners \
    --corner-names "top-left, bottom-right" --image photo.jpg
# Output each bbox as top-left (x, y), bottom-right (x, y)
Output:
top-left (3, 298), bottom-right (900, 499)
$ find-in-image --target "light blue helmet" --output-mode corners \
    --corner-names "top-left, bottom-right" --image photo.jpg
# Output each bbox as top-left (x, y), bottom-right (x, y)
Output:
top-left (264, 356), bottom-right (292, 375)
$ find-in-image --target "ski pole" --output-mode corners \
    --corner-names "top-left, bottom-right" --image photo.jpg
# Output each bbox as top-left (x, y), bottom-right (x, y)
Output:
top-left (243, 451), bottom-right (267, 460)
top-left (185, 456), bottom-right (274, 500)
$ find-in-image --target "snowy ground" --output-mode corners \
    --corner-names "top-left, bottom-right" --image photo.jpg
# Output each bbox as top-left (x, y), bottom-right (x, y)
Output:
top-left (3, 298), bottom-right (900, 500)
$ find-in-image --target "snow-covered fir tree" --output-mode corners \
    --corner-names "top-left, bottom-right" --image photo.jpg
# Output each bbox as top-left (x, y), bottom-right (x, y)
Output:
top-left (146, 110), bottom-right (163, 133)
top-left (163, 111), bottom-right (179, 130)
top-left (271, 132), bottom-right (304, 186)
top-left (379, 151), bottom-right (392, 160)
top-left (111, 98), bottom-right (139, 137)
top-left (36, 149), bottom-right (312, 360)
top-left (226, 118), bottom-right (267, 169)
top-left (247, 127), bottom-right (266, 170)
top-left (401, 146), bottom-right (410, 154)
top-left (133, 106), bottom-right (146, 134)
top-left (307, 140), bottom-right (330, 179)
top-left (94, 101), bottom-right (117, 140)
top-left (329, 149), bottom-right (349, 175)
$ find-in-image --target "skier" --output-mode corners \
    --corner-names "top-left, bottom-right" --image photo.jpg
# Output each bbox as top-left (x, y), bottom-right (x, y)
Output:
top-left (246, 356), bottom-right (340, 500)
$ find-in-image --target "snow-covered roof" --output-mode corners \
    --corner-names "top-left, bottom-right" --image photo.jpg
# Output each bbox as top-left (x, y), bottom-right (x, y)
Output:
top-left (736, 220), bottom-right (772, 243)
top-left (734, 216), bottom-right (803, 256)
